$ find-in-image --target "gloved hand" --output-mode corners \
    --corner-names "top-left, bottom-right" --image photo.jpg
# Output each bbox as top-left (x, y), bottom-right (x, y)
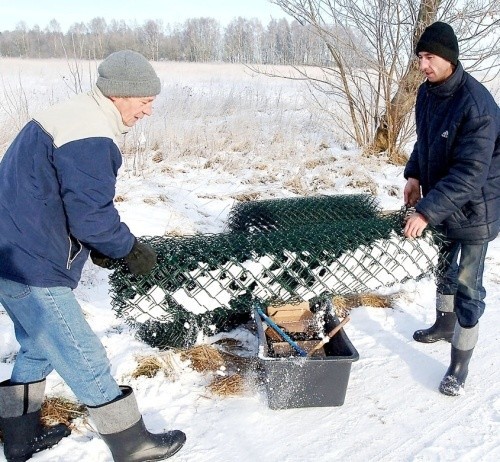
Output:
top-left (125, 239), bottom-right (157, 276)
top-left (90, 250), bottom-right (114, 269)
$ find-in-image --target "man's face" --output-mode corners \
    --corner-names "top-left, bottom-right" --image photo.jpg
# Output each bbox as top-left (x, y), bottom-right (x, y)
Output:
top-left (417, 52), bottom-right (454, 84)
top-left (110, 96), bottom-right (156, 127)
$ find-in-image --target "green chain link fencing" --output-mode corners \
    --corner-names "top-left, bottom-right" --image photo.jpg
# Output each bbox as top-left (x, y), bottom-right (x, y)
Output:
top-left (225, 194), bottom-right (380, 232)
top-left (108, 194), bottom-right (446, 349)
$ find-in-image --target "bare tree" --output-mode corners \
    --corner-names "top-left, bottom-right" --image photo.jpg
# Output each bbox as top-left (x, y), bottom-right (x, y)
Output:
top-left (161, 24), bottom-right (184, 61)
top-left (140, 20), bottom-right (164, 61)
top-left (14, 22), bottom-right (30, 57)
top-left (107, 20), bottom-right (136, 53)
top-left (27, 25), bottom-right (45, 58)
top-left (183, 18), bottom-right (221, 62)
top-left (67, 22), bottom-right (89, 59)
top-left (46, 19), bottom-right (63, 56)
top-left (88, 17), bottom-right (108, 59)
top-left (263, 18), bottom-right (295, 64)
top-left (270, 0), bottom-right (500, 163)
top-left (224, 17), bottom-right (263, 63)
top-left (289, 20), bottom-right (327, 65)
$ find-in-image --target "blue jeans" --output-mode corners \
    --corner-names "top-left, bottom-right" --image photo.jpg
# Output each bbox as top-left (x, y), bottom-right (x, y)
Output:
top-left (436, 241), bottom-right (488, 328)
top-left (0, 277), bottom-right (121, 406)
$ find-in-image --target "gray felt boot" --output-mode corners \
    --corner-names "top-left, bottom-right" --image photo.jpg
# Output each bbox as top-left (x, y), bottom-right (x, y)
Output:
top-left (439, 323), bottom-right (479, 396)
top-left (413, 293), bottom-right (457, 343)
top-left (0, 379), bottom-right (71, 462)
top-left (88, 385), bottom-right (186, 462)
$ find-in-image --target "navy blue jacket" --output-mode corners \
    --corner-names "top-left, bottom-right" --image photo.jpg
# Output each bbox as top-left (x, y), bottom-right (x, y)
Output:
top-left (404, 63), bottom-right (500, 243)
top-left (0, 87), bottom-right (135, 288)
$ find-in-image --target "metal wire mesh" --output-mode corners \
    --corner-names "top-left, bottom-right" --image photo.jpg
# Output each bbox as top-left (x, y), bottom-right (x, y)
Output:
top-left (225, 194), bottom-right (380, 232)
top-left (108, 195), bottom-right (446, 349)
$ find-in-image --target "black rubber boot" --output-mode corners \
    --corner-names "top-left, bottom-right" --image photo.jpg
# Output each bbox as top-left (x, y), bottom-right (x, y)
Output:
top-left (439, 346), bottom-right (474, 396)
top-left (0, 380), bottom-right (71, 462)
top-left (439, 323), bottom-right (478, 396)
top-left (413, 309), bottom-right (456, 343)
top-left (0, 410), bottom-right (71, 462)
top-left (100, 416), bottom-right (185, 462)
top-left (88, 386), bottom-right (186, 462)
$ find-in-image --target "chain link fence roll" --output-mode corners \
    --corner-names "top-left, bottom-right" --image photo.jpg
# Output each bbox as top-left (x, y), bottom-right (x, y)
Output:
top-left (108, 195), bottom-right (447, 349)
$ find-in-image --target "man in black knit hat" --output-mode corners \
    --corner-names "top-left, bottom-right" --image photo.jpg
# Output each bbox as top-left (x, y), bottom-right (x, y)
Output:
top-left (403, 22), bottom-right (499, 396)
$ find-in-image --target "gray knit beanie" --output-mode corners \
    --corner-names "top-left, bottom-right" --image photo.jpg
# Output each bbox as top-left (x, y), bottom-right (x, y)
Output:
top-left (96, 50), bottom-right (161, 97)
top-left (415, 22), bottom-right (459, 66)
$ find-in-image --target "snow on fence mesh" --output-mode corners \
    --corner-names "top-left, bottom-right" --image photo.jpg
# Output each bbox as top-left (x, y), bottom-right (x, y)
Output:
top-left (108, 194), bottom-right (446, 348)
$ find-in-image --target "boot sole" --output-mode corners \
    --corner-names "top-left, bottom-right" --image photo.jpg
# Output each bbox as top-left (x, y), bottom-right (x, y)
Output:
top-left (413, 330), bottom-right (453, 343)
top-left (439, 375), bottom-right (465, 396)
top-left (413, 336), bottom-right (452, 343)
top-left (138, 442), bottom-right (185, 461)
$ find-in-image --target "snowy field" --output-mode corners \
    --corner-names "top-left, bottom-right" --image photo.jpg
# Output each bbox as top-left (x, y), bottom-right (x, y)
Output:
top-left (0, 59), bottom-right (498, 462)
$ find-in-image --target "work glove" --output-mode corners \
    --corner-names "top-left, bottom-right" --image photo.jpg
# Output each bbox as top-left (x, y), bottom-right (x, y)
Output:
top-left (124, 239), bottom-right (157, 276)
top-left (90, 250), bottom-right (114, 269)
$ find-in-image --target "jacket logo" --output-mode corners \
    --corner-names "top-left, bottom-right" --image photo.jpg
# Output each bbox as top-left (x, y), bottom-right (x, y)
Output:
top-left (441, 130), bottom-right (449, 138)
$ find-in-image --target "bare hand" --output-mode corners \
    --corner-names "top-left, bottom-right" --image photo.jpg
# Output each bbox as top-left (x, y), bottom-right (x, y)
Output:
top-left (404, 212), bottom-right (429, 239)
top-left (404, 178), bottom-right (421, 207)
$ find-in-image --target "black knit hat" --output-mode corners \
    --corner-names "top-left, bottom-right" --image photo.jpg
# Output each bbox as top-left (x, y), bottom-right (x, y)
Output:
top-left (415, 22), bottom-right (459, 65)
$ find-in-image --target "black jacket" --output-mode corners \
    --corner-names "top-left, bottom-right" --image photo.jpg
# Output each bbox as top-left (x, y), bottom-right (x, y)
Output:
top-left (405, 63), bottom-right (500, 243)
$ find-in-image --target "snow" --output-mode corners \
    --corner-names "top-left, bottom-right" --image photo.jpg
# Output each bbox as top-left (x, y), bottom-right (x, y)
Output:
top-left (0, 59), bottom-right (499, 462)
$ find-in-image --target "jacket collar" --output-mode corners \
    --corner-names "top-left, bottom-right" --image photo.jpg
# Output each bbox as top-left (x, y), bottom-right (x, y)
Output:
top-left (425, 62), bottom-right (464, 98)
top-left (89, 85), bottom-right (131, 136)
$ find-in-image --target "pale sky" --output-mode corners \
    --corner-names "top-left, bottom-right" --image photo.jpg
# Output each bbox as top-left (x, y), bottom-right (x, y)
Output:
top-left (0, 0), bottom-right (290, 31)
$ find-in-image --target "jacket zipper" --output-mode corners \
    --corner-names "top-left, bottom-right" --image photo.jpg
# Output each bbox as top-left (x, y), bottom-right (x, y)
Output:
top-left (66, 235), bottom-right (83, 270)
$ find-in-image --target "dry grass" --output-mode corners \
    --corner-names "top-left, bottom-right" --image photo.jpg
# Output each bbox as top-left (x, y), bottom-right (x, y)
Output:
top-left (310, 172), bottom-right (336, 191)
top-left (151, 151), bottom-right (164, 163)
top-left (283, 175), bottom-right (309, 195)
top-left (131, 352), bottom-right (179, 380)
top-left (387, 149), bottom-right (410, 166)
top-left (165, 228), bottom-right (189, 237)
top-left (132, 356), bottom-right (164, 378)
top-left (230, 191), bottom-right (263, 202)
top-left (178, 342), bottom-right (256, 398)
top-left (180, 344), bottom-right (225, 373)
top-left (130, 346), bottom-right (252, 400)
top-left (254, 163), bottom-right (269, 171)
top-left (208, 374), bottom-right (245, 396)
top-left (40, 397), bottom-right (87, 428)
top-left (345, 177), bottom-right (378, 195)
top-left (182, 341), bottom-right (256, 372)
top-left (219, 350), bottom-right (256, 374)
top-left (362, 143), bottom-right (409, 166)
top-left (332, 293), bottom-right (394, 317)
top-left (304, 157), bottom-right (330, 169)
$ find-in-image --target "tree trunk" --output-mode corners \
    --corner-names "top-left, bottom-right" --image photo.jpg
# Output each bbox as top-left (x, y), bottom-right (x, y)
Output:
top-left (370, 60), bottom-right (422, 159)
top-left (370, 0), bottom-right (443, 160)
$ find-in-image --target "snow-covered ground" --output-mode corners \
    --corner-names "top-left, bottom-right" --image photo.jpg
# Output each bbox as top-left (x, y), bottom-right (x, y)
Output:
top-left (0, 59), bottom-right (498, 461)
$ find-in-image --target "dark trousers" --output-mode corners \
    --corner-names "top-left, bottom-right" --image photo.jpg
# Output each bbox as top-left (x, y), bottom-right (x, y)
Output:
top-left (436, 241), bottom-right (488, 327)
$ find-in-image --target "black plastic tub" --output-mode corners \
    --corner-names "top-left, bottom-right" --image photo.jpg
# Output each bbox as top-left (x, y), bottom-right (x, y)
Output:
top-left (254, 306), bottom-right (359, 409)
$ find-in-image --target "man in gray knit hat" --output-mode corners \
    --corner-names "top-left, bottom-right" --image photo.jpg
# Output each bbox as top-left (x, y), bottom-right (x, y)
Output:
top-left (0, 50), bottom-right (186, 461)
